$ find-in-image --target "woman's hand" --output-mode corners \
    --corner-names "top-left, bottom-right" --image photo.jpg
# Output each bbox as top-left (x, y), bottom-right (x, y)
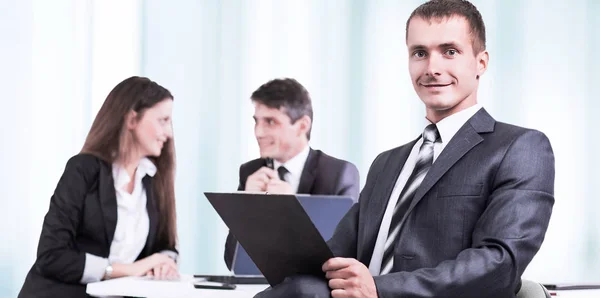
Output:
top-left (145, 260), bottom-right (179, 280)
top-left (110, 253), bottom-right (178, 279)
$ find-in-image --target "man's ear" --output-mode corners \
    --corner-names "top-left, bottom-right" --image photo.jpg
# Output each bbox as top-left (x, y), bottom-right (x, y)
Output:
top-left (297, 115), bottom-right (312, 138)
top-left (477, 50), bottom-right (489, 79)
top-left (125, 110), bottom-right (138, 130)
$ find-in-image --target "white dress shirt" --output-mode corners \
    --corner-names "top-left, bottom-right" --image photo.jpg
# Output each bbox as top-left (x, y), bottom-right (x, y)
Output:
top-left (368, 104), bottom-right (482, 276)
top-left (80, 157), bottom-right (156, 284)
top-left (273, 145), bottom-right (310, 193)
top-left (108, 157), bottom-right (156, 264)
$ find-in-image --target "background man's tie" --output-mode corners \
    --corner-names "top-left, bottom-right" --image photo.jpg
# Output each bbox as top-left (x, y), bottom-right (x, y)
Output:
top-left (277, 166), bottom-right (289, 182)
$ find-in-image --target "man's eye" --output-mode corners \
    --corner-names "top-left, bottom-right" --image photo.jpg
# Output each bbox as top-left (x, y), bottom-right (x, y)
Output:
top-left (413, 51), bottom-right (426, 58)
top-left (446, 49), bottom-right (458, 56)
top-left (268, 120), bottom-right (275, 125)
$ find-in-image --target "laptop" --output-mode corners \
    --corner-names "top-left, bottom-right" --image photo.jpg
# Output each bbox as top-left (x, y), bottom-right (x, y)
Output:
top-left (232, 194), bottom-right (354, 276)
top-left (202, 192), bottom-right (354, 286)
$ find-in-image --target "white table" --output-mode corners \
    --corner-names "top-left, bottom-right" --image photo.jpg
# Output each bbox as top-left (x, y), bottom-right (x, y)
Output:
top-left (549, 289), bottom-right (600, 298)
top-left (86, 274), bottom-right (268, 298)
top-left (87, 275), bottom-right (600, 298)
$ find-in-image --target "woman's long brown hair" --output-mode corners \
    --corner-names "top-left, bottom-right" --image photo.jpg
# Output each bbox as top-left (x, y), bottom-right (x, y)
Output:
top-left (81, 76), bottom-right (177, 249)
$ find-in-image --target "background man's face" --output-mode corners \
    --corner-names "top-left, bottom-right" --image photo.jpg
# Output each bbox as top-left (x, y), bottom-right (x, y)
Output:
top-left (253, 102), bottom-right (303, 162)
top-left (407, 16), bottom-right (487, 121)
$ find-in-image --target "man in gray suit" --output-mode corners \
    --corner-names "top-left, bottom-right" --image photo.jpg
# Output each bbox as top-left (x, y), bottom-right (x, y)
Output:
top-left (224, 78), bottom-right (361, 270)
top-left (256, 1), bottom-right (554, 297)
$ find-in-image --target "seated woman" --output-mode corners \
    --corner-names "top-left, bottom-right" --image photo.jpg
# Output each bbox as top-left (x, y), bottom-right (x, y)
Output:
top-left (19, 76), bottom-right (179, 298)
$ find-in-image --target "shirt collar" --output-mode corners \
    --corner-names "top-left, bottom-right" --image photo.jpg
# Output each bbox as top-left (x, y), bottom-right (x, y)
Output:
top-left (274, 145), bottom-right (310, 178)
top-left (428, 103), bottom-right (482, 144)
top-left (112, 157), bottom-right (157, 191)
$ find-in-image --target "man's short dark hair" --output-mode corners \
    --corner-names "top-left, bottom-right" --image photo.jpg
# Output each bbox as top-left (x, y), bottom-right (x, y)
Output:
top-left (406, 0), bottom-right (486, 55)
top-left (251, 78), bottom-right (313, 140)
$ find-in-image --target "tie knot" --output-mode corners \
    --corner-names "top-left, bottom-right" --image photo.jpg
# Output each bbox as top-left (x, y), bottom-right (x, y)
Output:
top-left (422, 124), bottom-right (441, 143)
top-left (277, 166), bottom-right (289, 181)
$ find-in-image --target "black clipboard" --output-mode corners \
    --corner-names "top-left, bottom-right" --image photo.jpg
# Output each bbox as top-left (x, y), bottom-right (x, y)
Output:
top-left (204, 192), bottom-right (334, 287)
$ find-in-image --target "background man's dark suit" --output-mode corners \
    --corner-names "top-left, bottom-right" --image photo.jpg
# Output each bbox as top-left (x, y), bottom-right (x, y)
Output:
top-left (224, 148), bottom-right (360, 270)
top-left (18, 154), bottom-right (177, 298)
top-left (259, 109), bottom-right (555, 298)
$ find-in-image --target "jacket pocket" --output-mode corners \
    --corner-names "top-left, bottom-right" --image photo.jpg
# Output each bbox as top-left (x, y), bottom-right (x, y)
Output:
top-left (437, 184), bottom-right (483, 198)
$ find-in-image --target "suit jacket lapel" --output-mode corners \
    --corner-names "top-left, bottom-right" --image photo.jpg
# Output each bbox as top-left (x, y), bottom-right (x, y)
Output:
top-left (297, 148), bottom-right (317, 194)
top-left (98, 163), bottom-right (118, 249)
top-left (359, 140), bottom-right (417, 263)
top-left (143, 176), bottom-right (158, 256)
top-left (401, 108), bottom-right (495, 225)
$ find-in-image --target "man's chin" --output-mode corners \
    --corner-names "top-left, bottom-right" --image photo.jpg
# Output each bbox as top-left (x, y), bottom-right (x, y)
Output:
top-left (259, 150), bottom-right (276, 158)
top-left (420, 96), bottom-right (457, 110)
top-left (430, 104), bottom-right (456, 112)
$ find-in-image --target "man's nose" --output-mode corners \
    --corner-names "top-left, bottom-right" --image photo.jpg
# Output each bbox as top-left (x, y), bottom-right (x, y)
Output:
top-left (425, 54), bottom-right (442, 77)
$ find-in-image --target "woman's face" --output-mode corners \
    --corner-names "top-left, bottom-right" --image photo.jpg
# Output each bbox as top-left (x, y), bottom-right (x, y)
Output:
top-left (131, 98), bottom-right (173, 157)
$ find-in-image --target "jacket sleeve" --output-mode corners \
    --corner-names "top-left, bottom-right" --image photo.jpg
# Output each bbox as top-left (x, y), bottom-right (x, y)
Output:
top-left (334, 162), bottom-right (361, 203)
top-left (223, 164), bottom-right (247, 270)
top-left (35, 155), bottom-right (100, 284)
top-left (328, 152), bottom-right (384, 258)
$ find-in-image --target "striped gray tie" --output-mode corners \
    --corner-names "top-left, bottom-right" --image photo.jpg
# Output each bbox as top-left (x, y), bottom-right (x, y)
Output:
top-left (380, 124), bottom-right (441, 275)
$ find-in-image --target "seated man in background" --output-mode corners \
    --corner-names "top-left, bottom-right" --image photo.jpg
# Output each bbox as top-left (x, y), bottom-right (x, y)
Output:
top-left (223, 78), bottom-right (361, 270)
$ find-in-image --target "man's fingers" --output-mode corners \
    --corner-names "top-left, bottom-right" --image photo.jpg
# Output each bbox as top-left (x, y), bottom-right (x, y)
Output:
top-left (257, 167), bottom-right (278, 179)
top-left (323, 257), bottom-right (354, 272)
top-left (246, 167), bottom-right (279, 191)
top-left (267, 179), bottom-right (283, 186)
top-left (328, 278), bottom-right (350, 289)
top-left (256, 167), bottom-right (277, 177)
top-left (331, 288), bottom-right (351, 298)
top-left (251, 172), bottom-right (270, 184)
top-left (325, 267), bottom-right (356, 280)
top-left (245, 177), bottom-right (268, 191)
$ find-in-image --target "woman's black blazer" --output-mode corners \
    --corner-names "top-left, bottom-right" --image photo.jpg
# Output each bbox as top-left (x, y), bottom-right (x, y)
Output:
top-left (18, 154), bottom-right (176, 298)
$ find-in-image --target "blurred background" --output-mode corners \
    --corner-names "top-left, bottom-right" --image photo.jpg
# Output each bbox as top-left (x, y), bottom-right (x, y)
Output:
top-left (1, 0), bottom-right (599, 296)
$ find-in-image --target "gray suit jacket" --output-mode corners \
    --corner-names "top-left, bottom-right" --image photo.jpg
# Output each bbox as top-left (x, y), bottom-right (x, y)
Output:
top-left (224, 148), bottom-right (360, 270)
top-left (327, 109), bottom-right (555, 298)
